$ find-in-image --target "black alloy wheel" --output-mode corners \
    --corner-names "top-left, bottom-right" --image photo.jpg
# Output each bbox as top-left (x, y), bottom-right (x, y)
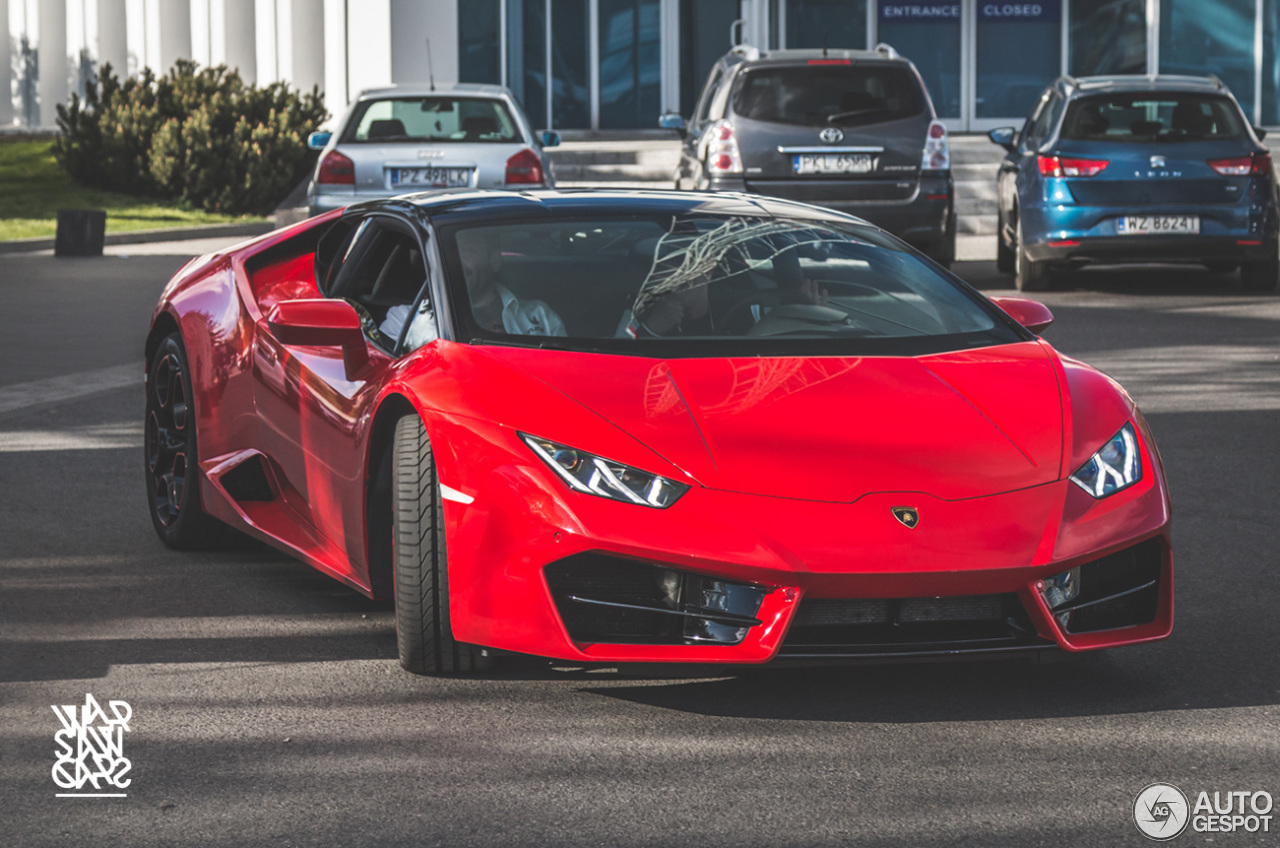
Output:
top-left (145, 333), bottom-right (221, 549)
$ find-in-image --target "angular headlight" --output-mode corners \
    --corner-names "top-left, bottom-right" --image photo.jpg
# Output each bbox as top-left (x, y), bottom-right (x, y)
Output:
top-left (522, 434), bottom-right (690, 508)
top-left (1069, 422), bottom-right (1142, 498)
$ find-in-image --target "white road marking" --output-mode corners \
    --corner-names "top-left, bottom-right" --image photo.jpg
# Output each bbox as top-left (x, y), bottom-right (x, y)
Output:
top-left (0, 423), bottom-right (142, 452)
top-left (0, 363), bottom-right (139, 416)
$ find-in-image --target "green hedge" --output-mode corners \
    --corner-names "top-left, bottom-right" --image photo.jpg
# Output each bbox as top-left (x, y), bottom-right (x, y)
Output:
top-left (55, 60), bottom-right (328, 216)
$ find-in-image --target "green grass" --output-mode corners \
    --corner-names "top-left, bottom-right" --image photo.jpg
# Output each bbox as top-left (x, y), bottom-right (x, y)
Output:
top-left (0, 137), bottom-right (265, 241)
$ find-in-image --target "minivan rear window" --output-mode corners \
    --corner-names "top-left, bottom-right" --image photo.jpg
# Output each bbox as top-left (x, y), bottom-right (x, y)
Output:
top-left (731, 65), bottom-right (926, 127)
top-left (1060, 93), bottom-right (1246, 142)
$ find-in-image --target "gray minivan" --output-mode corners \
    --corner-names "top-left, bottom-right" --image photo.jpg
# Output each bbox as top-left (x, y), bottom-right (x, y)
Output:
top-left (661, 45), bottom-right (954, 266)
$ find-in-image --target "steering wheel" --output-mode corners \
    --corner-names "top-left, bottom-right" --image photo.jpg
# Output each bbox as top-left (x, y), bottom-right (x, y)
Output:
top-left (719, 288), bottom-right (816, 333)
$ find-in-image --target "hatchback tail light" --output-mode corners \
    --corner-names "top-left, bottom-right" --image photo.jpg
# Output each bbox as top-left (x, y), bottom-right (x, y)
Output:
top-left (921, 120), bottom-right (949, 171)
top-left (316, 150), bottom-right (355, 185)
top-left (706, 120), bottom-right (743, 175)
top-left (505, 148), bottom-right (545, 185)
top-left (1038, 154), bottom-right (1109, 178)
top-left (1208, 153), bottom-right (1272, 176)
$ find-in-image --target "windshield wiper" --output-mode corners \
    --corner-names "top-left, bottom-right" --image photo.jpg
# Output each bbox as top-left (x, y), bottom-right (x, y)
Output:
top-left (825, 107), bottom-right (889, 123)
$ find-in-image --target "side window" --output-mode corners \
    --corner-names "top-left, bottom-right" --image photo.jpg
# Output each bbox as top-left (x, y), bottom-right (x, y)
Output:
top-left (328, 219), bottom-right (434, 353)
top-left (314, 217), bottom-right (365, 295)
top-left (693, 66), bottom-right (724, 129)
top-left (1022, 91), bottom-right (1060, 150)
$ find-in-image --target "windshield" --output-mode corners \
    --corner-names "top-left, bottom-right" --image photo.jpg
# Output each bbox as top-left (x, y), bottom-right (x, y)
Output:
top-left (1060, 93), bottom-right (1246, 142)
top-left (341, 96), bottom-right (522, 143)
top-left (438, 215), bottom-right (1022, 357)
top-left (731, 65), bottom-right (926, 127)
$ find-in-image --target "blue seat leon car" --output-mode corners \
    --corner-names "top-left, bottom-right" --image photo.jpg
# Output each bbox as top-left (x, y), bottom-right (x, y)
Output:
top-left (988, 75), bottom-right (1278, 292)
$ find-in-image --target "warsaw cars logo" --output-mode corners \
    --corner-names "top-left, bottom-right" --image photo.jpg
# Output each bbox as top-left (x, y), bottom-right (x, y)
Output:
top-left (52, 694), bottom-right (132, 797)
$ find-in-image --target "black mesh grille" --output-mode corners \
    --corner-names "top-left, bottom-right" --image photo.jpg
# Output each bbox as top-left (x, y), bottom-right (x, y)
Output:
top-left (545, 554), bottom-right (766, 646)
top-left (782, 593), bottom-right (1042, 656)
top-left (1057, 539), bottom-right (1162, 634)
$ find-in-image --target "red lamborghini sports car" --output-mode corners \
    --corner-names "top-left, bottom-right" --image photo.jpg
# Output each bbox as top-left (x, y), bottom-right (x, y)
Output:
top-left (145, 189), bottom-right (1172, 674)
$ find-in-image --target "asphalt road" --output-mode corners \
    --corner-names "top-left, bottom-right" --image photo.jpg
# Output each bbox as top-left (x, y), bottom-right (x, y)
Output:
top-left (3, 244), bottom-right (1279, 847)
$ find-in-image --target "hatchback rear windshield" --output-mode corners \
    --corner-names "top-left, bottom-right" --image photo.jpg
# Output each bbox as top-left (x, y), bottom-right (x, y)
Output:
top-left (731, 64), bottom-right (926, 127)
top-left (341, 96), bottom-right (521, 143)
top-left (1060, 93), bottom-right (1247, 142)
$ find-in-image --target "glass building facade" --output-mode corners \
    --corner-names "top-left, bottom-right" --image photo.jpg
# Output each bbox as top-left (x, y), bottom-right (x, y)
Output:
top-left (458, 0), bottom-right (1280, 130)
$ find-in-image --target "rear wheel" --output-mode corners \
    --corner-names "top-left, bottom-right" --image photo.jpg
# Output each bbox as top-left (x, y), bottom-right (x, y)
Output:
top-left (1015, 218), bottom-right (1052, 292)
top-left (996, 216), bottom-right (1015, 274)
top-left (391, 415), bottom-right (490, 675)
top-left (145, 333), bottom-right (222, 549)
top-left (1240, 258), bottom-right (1278, 292)
top-left (926, 206), bottom-right (956, 269)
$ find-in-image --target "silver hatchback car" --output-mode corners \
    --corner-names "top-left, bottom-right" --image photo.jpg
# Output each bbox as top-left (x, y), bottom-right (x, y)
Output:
top-left (307, 83), bottom-right (558, 215)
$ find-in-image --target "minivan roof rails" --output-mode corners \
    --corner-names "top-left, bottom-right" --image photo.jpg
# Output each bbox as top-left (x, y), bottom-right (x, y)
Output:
top-left (874, 43), bottom-right (898, 59)
top-left (730, 44), bottom-right (760, 61)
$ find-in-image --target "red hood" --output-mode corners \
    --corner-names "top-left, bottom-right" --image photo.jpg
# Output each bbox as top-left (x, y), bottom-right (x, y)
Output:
top-left (475, 342), bottom-right (1064, 502)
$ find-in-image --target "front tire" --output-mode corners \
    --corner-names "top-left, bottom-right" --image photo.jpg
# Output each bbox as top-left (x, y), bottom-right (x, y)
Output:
top-left (391, 415), bottom-right (490, 675)
top-left (1015, 219), bottom-right (1052, 292)
top-left (145, 333), bottom-right (223, 549)
top-left (1240, 258), bottom-right (1278, 292)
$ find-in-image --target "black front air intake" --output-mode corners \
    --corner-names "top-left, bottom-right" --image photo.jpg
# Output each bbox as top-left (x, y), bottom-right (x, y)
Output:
top-left (780, 592), bottom-right (1042, 657)
top-left (1042, 538), bottom-right (1162, 634)
top-left (545, 554), bottom-right (767, 646)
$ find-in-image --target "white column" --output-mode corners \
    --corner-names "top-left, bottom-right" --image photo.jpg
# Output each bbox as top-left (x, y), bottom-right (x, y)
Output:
top-left (222, 0), bottom-right (256, 81)
top-left (287, 0), bottom-right (323, 91)
top-left (99, 0), bottom-right (129, 75)
top-left (37, 0), bottom-right (68, 127)
top-left (0, 0), bottom-right (11, 126)
top-left (322, 0), bottom-right (346, 117)
top-left (255, 0), bottom-right (278, 82)
top-left (390, 0), bottom-right (455, 86)
top-left (346, 0), bottom-right (389, 94)
top-left (125, 0), bottom-right (145, 74)
top-left (191, 0), bottom-right (210, 65)
top-left (157, 0), bottom-right (191, 70)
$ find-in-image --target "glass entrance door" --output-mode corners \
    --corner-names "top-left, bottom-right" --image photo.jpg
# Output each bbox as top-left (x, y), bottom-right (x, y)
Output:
top-left (598, 0), bottom-right (663, 128)
top-left (876, 3), bottom-right (962, 120)
top-left (975, 0), bottom-right (1061, 121)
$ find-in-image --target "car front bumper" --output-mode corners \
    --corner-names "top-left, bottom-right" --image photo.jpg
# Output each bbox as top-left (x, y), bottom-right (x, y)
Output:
top-left (434, 413), bottom-right (1173, 665)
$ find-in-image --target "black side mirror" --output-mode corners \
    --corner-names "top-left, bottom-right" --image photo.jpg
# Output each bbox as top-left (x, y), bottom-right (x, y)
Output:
top-left (1254, 126), bottom-right (1268, 141)
top-left (988, 127), bottom-right (1017, 152)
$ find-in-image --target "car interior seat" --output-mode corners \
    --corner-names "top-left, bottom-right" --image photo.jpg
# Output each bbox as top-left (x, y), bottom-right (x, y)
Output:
top-left (367, 119), bottom-right (408, 140)
top-left (462, 117), bottom-right (500, 139)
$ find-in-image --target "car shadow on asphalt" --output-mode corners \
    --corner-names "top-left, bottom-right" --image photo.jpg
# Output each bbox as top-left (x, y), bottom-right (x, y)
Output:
top-left (956, 260), bottom-right (1267, 297)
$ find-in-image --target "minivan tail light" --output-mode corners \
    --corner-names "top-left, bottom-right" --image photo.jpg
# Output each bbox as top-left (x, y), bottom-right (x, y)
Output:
top-left (316, 150), bottom-right (355, 185)
top-left (1208, 153), bottom-right (1272, 176)
top-left (706, 120), bottom-right (743, 175)
top-left (921, 120), bottom-right (949, 171)
top-left (505, 148), bottom-right (545, 185)
top-left (1038, 155), bottom-right (1109, 178)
